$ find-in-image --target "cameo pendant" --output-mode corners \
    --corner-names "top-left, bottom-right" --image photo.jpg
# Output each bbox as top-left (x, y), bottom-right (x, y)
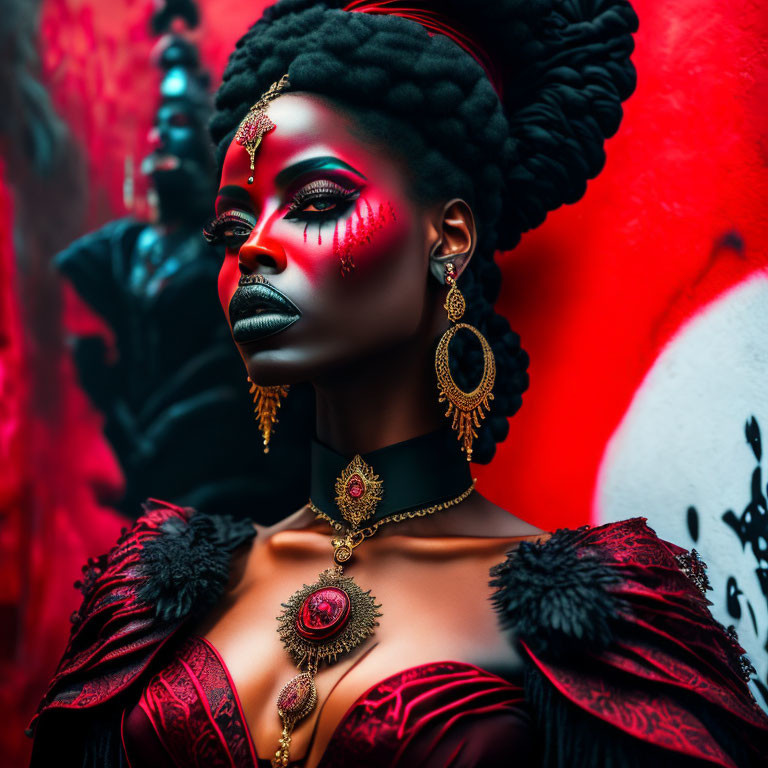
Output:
top-left (273, 568), bottom-right (381, 767)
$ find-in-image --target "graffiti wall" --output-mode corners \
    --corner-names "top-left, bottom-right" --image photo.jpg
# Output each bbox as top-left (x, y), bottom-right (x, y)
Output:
top-left (481, 0), bottom-right (768, 705)
top-left (596, 275), bottom-right (768, 704)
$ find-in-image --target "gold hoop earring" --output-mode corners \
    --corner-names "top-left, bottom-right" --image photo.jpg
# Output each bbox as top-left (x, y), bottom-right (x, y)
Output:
top-left (434, 263), bottom-right (495, 462)
top-left (248, 377), bottom-right (289, 454)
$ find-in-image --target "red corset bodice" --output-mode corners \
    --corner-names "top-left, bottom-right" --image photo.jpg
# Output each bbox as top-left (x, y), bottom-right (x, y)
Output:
top-left (122, 636), bottom-right (535, 768)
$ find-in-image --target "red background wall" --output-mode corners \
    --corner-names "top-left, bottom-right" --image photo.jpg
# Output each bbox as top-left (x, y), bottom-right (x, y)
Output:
top-left (39, 0), bottom-right (768, 531)
top-left (1, 0), bottom-right (766, 763)
top-left (480, 0), bottom-right (768, 529)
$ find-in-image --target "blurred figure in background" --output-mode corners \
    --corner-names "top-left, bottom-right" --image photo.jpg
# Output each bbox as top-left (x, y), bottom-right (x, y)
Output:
top-left (55, 2), bottom-right (312, 521)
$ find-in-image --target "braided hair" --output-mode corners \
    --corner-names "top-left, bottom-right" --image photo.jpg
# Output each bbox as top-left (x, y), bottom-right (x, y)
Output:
top-left (211, 0), bottom-right (638, 463)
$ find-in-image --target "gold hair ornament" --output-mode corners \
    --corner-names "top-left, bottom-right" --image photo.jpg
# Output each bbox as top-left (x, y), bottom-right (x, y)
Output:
top-left (434, 262), bottom-right (495, 461)
top-left (235, 73), bottom-right (290, 184)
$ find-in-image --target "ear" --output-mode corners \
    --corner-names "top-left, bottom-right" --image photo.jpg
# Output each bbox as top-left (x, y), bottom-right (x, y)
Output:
top-left (428, 199), bottom-right (476, 285)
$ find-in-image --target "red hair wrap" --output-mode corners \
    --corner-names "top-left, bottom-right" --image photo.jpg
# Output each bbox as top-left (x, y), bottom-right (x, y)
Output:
top-left (343, 1), bottom-right (503, 99)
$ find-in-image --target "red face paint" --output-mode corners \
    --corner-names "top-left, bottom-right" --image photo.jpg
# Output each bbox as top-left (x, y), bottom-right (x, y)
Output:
top-left (334, 198), bottom-right (397, 276)
top-left (211, 93), bottom-right (429, 384)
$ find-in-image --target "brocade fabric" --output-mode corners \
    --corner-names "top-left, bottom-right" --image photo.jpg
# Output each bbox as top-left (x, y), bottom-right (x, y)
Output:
top-left (28, 500), bottom-right (768, 768)
top-left (122, 636), bottom-right (535, 768)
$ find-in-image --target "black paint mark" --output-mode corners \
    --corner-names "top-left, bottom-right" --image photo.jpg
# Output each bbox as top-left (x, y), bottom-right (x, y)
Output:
top-left (687, 506), bottom-right (699, 542)
top-left (726, 576), bottom-right (743, 620)
top-left (723, 461), bottom-right (768, 564)
top-left (717, 415), bottom-right (768, 692)
top-left (746, 416), bottom-right (762, 462)
top-left (712, 229), bottom-right (745, 257)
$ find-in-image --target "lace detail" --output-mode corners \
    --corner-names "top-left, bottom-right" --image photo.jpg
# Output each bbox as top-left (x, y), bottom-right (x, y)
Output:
top-left (128, 636), bottom-right (257, 767)
top-left (674, 549), bottom-right (711, 594)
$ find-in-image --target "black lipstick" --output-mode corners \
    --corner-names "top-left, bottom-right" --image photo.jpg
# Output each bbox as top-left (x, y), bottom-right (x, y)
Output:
top-left (228, 276), bottom-right (301, 344)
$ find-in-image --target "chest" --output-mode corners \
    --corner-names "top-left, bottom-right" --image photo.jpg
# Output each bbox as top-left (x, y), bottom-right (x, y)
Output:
top-left (196, 531), bottom-right (520, 766)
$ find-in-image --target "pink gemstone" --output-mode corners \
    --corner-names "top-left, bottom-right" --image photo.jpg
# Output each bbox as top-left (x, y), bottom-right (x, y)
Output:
top-left (347, 474), bottom-right (364, 498)
top-left (278, 674), bottom-right (313, 716)
top-left (296, 587), bottom-right (351, 641)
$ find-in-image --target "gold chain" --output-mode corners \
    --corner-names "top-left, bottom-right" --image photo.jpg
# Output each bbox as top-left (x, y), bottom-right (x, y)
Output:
top-left (310, 480), bottom-right (476, 552)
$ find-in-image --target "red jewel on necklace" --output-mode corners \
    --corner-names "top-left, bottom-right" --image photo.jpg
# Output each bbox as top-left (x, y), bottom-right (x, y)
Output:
top-left (277, 673), bottom-right (316, 718)
top-left (295, 586), bottom-right (351, 641)
top-left (347, 474), bottom-right (364, 498)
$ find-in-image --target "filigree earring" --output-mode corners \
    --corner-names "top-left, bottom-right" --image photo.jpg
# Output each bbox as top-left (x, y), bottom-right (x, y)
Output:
top-left (247, 377), bottom-right (289, 453)
top-left (434, 262), bottom-right (495, 461)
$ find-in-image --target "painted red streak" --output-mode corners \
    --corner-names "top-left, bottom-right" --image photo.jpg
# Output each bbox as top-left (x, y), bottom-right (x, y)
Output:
top-left (335, 199), bottom-right (396, 275)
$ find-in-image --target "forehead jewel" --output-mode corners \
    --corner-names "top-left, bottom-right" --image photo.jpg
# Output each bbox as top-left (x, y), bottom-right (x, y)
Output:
top-left (235, 73), bottom-right (291, 184)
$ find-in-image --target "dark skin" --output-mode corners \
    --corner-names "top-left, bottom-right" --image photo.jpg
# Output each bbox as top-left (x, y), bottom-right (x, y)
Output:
top-left (200, 93), bottom-right (543, 766)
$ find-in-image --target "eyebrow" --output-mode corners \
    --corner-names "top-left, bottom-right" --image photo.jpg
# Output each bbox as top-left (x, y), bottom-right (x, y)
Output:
top-left (215, 185), bottom-right (254, 212)
top-left (274, 156), bottom-right (367, 188)
top-left (215, 157), bottom-right (367, 210)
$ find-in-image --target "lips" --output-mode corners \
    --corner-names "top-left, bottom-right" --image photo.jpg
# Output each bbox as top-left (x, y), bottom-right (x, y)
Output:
top-left (228, 279), bottom-right (301, 344)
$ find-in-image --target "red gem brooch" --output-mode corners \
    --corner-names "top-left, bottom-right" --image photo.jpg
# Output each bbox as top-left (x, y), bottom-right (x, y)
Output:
top-left (333, 455), bottom-right (383, 529)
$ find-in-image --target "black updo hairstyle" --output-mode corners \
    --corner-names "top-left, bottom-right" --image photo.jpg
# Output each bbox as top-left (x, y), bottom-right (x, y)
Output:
top-left (211, 0), bottom-right (638, 463)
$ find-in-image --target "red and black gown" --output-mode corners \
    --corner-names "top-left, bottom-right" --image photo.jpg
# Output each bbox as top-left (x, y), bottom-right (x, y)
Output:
top-left (27, 501), bottom-right (768, 767)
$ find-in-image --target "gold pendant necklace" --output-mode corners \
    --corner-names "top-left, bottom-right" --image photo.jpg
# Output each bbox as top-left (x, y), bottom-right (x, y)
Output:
top-left (271, 454), bottom-right (475, 767)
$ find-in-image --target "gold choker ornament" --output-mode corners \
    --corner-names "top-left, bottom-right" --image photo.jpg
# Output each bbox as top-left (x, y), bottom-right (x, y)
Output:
top-left (235, 73), bottom-right (290, 184)
top-left (272, 455), bottom-right (475, 767)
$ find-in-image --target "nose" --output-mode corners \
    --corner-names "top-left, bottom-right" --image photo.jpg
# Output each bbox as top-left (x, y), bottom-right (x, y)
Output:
top-left (238, 232), bottom-right (287, 275)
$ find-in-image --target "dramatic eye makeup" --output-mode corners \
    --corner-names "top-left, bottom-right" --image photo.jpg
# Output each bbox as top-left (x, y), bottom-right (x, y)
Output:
top-left (281, 156), bottom-right (367, 223)
top-left (203, 209), bottom-right (257, 248)
top-left (206, 157), bottom-right (369, 249)
top-left (284, 179), bottom-right (360, 220)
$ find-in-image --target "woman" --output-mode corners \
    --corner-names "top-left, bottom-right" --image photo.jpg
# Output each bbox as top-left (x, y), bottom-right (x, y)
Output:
top-left (28, 1), bottom-right (768, 766)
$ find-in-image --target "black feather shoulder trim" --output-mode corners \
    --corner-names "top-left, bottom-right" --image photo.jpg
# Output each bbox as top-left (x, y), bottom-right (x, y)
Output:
top-left (136, 503), bottom-right (257, 621)
top-left (490, 517), bottom-right (768, 768)
top-left (490, 525), bottom-right (621, 658)
top-left (28, 499), bottom-right (257, 768)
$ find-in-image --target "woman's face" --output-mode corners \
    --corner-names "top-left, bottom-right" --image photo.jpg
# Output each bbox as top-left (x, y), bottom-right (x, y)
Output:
top-left (212, 93), bottom-right (438, 385)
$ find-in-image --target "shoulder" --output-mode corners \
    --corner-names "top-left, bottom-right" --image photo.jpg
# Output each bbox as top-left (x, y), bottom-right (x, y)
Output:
top-left (68, 496), bottom-right (258, 631)
top-left (491, 517), bottom-right (768, 767)
top-left (54, 217), bottom-right (146, 318)
top-left (133, 499), bottom-right (258, 620)
top-left (490, 517), bottom-right (700, 655)
top-left (28, 500), bottom-right (257, 740)
top-left (55, 216), bottom-right (143, 270)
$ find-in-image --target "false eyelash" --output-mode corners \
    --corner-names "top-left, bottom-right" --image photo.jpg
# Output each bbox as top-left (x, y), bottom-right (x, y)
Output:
top-left (203, 210), bottom-right (256, 246)
top-left (285, 179), bottom-right (359, 219)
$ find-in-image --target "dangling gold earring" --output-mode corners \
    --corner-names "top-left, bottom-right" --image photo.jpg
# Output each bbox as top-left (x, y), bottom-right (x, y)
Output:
top-left (247, 377), bottom-right (289, 454)
top-left (434, 263), bottom-right (495, 462)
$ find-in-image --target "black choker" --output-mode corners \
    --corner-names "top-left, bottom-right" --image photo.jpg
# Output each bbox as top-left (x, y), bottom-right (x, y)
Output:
top-left (309, 427), bottom-right (474, 529)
